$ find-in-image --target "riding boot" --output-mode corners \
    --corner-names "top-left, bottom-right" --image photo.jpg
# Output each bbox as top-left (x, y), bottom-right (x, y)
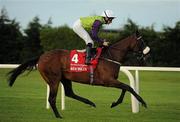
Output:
top-left (85, 43), bottom-right (92, 65)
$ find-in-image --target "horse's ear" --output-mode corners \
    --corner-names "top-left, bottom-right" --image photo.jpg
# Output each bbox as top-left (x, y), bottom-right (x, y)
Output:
top-left (135, 30), bottom-right (140, 37)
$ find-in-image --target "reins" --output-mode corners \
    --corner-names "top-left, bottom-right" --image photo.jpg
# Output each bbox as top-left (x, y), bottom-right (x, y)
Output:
top-left (100, 46), bottom-right (122, 65)
top-left (100, 57), bottom-right (122, 65)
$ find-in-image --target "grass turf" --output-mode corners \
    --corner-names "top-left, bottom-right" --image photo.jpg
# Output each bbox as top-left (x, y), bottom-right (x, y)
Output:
top-left (0, 69), bottom-right (180, 122)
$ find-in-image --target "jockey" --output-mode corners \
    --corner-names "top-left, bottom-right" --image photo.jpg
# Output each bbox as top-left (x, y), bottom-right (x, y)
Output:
top-left (73, 9), bottom-right (116, 65)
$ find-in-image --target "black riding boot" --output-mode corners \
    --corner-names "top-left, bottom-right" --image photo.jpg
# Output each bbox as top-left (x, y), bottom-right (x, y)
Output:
top-left (85, 43), bottom-right (92, 65)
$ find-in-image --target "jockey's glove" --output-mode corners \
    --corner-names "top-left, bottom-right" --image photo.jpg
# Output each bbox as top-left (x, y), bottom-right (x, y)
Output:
top-left (103, 41), bottom-right (109, 46)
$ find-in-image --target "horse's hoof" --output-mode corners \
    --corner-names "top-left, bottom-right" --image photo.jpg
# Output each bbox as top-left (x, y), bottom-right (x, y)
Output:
top-left (55, 115), bottom-right (63, 119)
top-left (142, 103), bottom-right (147, 108)
top-left (89, 102), bottom-right (96, 108)
top-left (111, 102), bottom-right (117, 108)
top-left (92, 104), bottom-right (96, 108)
top-left (56, 116), bottom-right (62, 119)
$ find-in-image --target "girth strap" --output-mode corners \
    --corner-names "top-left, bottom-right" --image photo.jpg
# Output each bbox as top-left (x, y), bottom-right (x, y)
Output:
top-left (89, 65), bottom-right (94, 84)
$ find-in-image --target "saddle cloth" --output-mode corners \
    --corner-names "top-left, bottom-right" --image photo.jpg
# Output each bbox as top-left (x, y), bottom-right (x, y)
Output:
top-left (69, 47), bottom-right (102, 72)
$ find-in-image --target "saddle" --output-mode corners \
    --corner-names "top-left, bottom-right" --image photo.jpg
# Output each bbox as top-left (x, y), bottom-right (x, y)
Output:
top-left (69, 47), bottom-right (102, 72)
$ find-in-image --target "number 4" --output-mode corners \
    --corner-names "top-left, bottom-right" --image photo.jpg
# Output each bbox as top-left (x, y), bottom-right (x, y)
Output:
top-left (71, 54), bottom-right (79, 63)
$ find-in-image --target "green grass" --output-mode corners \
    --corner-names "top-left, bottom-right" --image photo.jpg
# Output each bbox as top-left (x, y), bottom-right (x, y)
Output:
top-left (0, 69), bottom-right (180, 122)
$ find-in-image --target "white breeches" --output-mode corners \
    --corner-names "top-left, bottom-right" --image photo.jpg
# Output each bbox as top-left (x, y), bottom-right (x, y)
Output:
top-left (73, 19), bottom-right (94, 46)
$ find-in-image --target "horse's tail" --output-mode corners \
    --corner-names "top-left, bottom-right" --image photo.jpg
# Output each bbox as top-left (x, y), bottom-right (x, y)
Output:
top-left (7, 56), bottom-right (40, 87)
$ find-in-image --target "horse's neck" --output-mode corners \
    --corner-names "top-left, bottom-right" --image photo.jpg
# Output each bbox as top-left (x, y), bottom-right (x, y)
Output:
top-left (104, 36), bottom-right (133, 63)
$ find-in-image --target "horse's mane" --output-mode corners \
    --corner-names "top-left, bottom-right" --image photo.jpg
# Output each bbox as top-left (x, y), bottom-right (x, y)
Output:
top-left (109, 34), bottom-right (136, 47)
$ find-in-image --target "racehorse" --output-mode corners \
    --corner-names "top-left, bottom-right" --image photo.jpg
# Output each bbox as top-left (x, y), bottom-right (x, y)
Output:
top-left (8, 32), bottom-right (150, 118)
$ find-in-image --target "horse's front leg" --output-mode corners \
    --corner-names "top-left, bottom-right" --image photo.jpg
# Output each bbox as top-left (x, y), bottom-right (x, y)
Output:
top-left (111, 89), bottom-right (126, 108)
top-left (104, 79), bottom-right (147, 108)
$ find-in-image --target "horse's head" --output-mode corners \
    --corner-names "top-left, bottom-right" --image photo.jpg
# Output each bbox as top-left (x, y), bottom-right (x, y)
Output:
top-left (129, 31), bottom-right (151, 65)
top-left (102, 32), bottom-right (151, 66)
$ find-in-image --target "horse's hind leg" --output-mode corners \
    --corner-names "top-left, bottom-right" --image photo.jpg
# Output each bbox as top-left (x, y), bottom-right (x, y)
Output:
top-left (39, 72), bottom-right (62, 118)
top-left (48, 82), bottom-right (62, 118)
top-left (61, 78), bottom-right (96, 107)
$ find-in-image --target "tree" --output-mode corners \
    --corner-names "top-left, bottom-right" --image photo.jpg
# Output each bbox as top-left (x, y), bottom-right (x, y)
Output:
top-left (120, 18), bottom-right (139, 39)
top-left (0, 7), bottom-right (23, 63)
top-left (40, 25), bottom-right (85, 51)
top-left (21, 16), bottom-right (43, 61)
top-left (160, 21), bottom-right (180, 66)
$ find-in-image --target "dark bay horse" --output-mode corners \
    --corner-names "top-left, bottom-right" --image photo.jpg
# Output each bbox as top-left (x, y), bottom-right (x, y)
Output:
top-left (8, 33), bottom-right (149, 118)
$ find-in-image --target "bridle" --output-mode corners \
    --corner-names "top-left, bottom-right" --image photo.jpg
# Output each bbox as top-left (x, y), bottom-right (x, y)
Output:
top-left (133, 36), bottom-right (150, 62)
